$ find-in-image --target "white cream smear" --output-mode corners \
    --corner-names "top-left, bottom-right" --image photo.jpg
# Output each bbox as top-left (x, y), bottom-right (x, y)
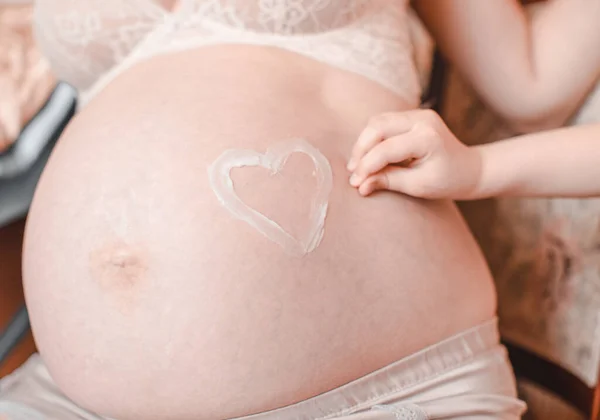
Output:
top-left (208, 138), bottom-right (333, 256)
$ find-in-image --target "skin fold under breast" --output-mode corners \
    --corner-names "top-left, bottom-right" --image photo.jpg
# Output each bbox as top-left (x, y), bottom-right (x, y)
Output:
top-left (23, 46), bottom-right (497, 420)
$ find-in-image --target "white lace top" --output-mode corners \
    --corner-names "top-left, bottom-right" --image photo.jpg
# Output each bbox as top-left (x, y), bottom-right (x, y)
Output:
top-left (30, 0), bottom-right (421, 107)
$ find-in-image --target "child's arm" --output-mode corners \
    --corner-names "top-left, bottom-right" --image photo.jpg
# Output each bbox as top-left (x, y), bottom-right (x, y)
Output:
top-left (413, 0), bottom-right (600, 132)
top-left (474, 123), bottom-right (600, 198)
top-left (347, 109), bottom-right (600, 200)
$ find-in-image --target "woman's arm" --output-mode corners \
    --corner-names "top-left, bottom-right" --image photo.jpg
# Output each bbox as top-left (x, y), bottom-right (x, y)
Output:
top-left (347, 109), bottom-right (600, 200)
top-left (413, 0), bottom-right (600, 132)
top-left (0, 0), bottom-right (54, 152)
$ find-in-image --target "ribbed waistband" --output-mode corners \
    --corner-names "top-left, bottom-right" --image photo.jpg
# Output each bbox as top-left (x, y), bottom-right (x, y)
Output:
top-left (235, 319), bottom-right (501, 420)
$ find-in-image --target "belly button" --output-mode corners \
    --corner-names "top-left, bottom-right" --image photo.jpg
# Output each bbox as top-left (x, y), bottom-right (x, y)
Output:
top-left (89, 240), bottom-right (148, 293)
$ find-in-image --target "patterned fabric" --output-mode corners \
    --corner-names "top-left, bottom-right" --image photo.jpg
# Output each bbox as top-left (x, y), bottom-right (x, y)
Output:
top-left (372, 404), bottom-right (428, 420)
top-left (32, 0), bottom-right (421, 106)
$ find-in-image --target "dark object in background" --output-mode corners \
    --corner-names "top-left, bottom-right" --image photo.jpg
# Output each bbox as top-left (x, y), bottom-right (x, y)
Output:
top-left (0, 82), bottom-right (76, 371)
top-left (0, 82), bottom-right (76, 226)
top-left (0, 306), bottom-right (29, 367)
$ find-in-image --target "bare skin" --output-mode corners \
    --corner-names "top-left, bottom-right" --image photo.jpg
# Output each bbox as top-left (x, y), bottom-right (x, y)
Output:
top-left (414, 0), bottom-right (600, 132)
top-left (88, 239), bottom-right (149, 315)
top-left (24, 47), bottom-right (495, 420)
top-left (21, 0), bottom-right (600, 419)
top-left (347, 110), bottom-right (600, 200)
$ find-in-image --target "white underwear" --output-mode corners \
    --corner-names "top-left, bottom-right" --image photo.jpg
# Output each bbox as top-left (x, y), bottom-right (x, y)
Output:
top-left (0, 319), bottom-right (526, 419)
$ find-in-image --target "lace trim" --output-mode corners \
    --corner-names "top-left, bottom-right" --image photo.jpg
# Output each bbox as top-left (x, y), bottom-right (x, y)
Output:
top-left (34, 0), bottom-right (168, 91)
top-left (372, 404), bottom-right (429, 420)
top-left (33, 0), bottom-right (420, 105)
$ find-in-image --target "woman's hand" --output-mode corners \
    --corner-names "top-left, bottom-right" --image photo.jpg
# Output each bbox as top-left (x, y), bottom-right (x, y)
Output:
top-left (0, 3), bottom-right (56, 152)
top-left (347, 109), bottom-right (482, 200)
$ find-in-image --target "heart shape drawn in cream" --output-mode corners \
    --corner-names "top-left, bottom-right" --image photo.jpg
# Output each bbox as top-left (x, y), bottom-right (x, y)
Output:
top-left (208, 138), bottom-right (333, 256)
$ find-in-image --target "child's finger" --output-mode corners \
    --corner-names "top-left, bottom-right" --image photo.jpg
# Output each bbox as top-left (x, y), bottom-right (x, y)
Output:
top-left (350, 132), bottom-right (428, 186)
top-left (358, 171), bottom-right (392, 196)
top-left (358, 166), bottom-right (420, 197)
top-left (348, 113), bottom-right (413, 171)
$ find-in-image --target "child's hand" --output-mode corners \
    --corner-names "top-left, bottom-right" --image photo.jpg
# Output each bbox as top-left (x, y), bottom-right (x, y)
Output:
top-left (347, 110), bottom-right (482, 200)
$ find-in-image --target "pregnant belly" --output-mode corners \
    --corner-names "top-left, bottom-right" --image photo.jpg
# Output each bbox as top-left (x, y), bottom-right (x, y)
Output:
top-left (23, 46), bottom-right (496, 420)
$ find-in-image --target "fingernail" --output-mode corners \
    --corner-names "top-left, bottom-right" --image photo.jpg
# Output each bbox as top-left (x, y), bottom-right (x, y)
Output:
top-left (349, 173), bottom-right (360, 186)
top-left (347, 159), bottom-right (356, 171)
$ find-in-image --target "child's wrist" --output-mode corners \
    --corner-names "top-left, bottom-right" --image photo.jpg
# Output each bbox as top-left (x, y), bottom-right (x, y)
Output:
top-left (456, 145), bottom-right (485, 201)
